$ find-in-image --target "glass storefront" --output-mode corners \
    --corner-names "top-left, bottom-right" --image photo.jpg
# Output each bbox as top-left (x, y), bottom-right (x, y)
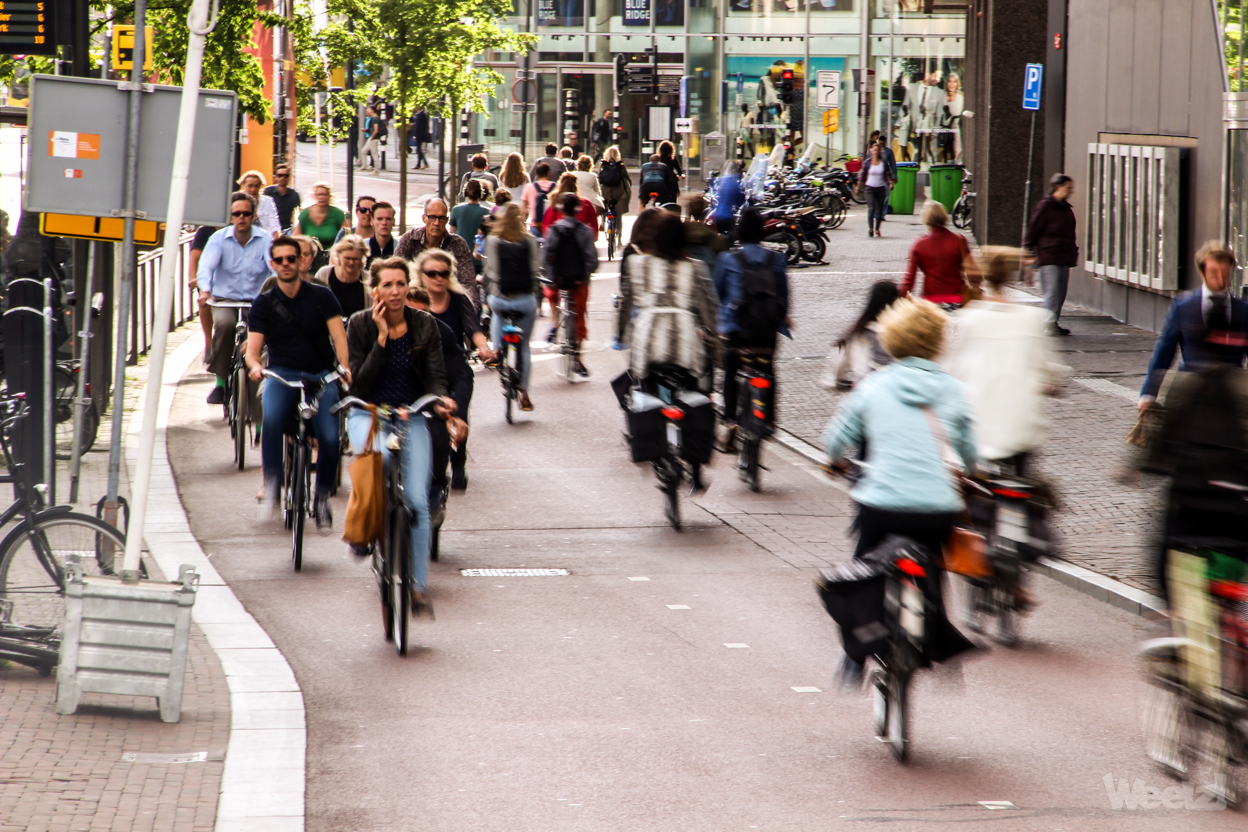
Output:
top-left (472, 0), bottom-right (965, 179)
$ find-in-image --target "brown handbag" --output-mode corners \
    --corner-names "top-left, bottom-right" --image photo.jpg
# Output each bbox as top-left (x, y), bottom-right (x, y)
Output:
top-left (342, 412), bottom-right (386, 546)
top-left (941, 526), bottom-right (993, 578)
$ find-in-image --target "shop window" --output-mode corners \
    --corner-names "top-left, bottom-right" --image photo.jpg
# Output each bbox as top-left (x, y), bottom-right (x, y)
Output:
top-left (1085, 143), bottom-right (1181, 292)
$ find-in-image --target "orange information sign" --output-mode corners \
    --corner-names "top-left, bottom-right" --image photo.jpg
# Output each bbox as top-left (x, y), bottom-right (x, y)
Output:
top-left (40, 213), bottom-right (162, 245)
top-left (48, 131), bottom-right (100, 160)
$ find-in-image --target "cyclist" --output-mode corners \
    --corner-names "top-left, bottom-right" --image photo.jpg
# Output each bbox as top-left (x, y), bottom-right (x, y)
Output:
top-left (244, 236), bottom-right (351, 530)
top-left (368, 201), bottom-right (398, 264)
top-left (238, 170), bottom-right (282, 239)
top-left (900, 201), bottom-right (975, 307)
top-left (417, 250), bottom-right (493, 489)
top-left (346, 257), bottom-right (455, 615)
top-left (712, 207), bottom-right (791, 450)
top-left (639, 153), bottom-right (675, 209)
top-left (544, 193), bottom-right (600, 379)
top-left (396, 198), bottom-right (478, 308)
top-left (823, 298), bottom-right (977, 684)
top-left (315, 235), bottom-right (369, 318)
top-left (598, 145), bottom-right (632, 229)
top-left (197, 191), bottom-right (273, 406)
top-left (335, 195), bottom-right (376, 243)
top-left (483, 203), bottom-right (542, 411)
top-left (521, 162), bottom-right (557, 238)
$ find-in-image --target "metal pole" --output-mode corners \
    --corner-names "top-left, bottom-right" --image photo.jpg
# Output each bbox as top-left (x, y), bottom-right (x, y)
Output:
top-left (346, 17), bottom-right (355, 215)
top-left (1021, 110), bottom-right (1037, 247)
top-left (887, 0), bottom-right (894, 147)
top-left (103, 0), bottom-right (147, 531)
top-left (122, 0), bottom-right (215, 578)
top-left (42, 278), bottom-right (53, 504)
top-left (68, 241), bottom-right (97, 502)
top-left (859, 0), bottom-right (870, 154)
top-left (315, 93), bottom-right (323, 181)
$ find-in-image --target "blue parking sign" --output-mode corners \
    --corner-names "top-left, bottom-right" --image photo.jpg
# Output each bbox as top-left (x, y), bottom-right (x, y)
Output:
top-left (1023, 63), bottom-right (1043, 111)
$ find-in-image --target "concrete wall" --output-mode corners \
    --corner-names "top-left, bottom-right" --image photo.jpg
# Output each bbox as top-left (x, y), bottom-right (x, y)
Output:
top-left (1063, 0), bottom-right (1226, 333)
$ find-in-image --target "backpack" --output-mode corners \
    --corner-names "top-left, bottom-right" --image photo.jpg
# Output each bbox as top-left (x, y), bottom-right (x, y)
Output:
top-left (641, 164), bottom-right (667, 192)
top-left (547, 222), bottom-right (588, 289)
top-left (532, 181), bottom-right (554, 228)
top-left (732, 251), bottom-right (786, 340)
top-left (494, 239), bottom-right (532, 296)
top-left (599, 160), bottom-right (623, 187)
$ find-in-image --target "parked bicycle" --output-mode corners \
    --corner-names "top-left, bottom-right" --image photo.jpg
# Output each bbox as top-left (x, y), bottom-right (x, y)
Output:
top-left (262, 369), bottom-right (340, 572)
top-left (952, 171), bottom-right (975, 229)
top-left (0, 393), bottom-right (129, 636)
top-left (52, 359), bottom-right (99, 461)
top-left (336, 394), bottom-right (444, 656)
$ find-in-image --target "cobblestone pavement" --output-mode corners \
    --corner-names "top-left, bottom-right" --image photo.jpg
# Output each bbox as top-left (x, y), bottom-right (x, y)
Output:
top-left (769, 201), bottom-right (1166, 593)
top-left (0, 327), bottom-right (231, 832)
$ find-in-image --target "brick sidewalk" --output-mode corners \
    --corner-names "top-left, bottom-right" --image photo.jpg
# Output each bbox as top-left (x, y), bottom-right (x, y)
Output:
top-left (0, 326), bottom-right (231, 832)
top-left (769, 200), bottom-right (1167, 594)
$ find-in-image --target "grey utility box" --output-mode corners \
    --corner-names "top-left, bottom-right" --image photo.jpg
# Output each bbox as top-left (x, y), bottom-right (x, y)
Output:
top-left (702, 132), bottom-right (727, 174)
top-left (56, 558), bottom-right (199, 723)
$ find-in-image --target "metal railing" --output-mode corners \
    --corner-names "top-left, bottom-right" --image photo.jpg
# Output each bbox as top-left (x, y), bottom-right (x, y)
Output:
top-left (128, 229), bottom-right (198, 362)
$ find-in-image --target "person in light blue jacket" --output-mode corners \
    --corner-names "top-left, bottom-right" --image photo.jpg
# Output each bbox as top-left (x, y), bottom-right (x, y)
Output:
top-left (825, 297), bottom-right (976, 558)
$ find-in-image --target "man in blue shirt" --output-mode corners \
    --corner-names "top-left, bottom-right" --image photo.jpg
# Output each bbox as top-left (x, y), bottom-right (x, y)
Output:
top-left (197, 192), bottom-right (272, 404)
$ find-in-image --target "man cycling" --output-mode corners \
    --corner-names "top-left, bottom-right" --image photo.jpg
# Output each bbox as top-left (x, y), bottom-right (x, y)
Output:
top-left (368, 201), bottom-right (398, 264)
top-left (712, 207), bottom-right (791, 449)
top-left (245, 236), bottom-right (351, 531)
top-left (346, 257), bottom-right (455, 617)
top-left (197, 191), bottom-right (273, 405)
top-left (639, 153), bottom-right (676, 209)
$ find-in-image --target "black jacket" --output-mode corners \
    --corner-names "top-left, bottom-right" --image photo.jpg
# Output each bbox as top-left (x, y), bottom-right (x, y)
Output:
top-left (433, 317), bottom-right (474, 415)
top-left (346, 306), bottom-right (448, 402)
top-left (411, 110), bottom-right (431, 143)
top-left (1023, 196), bottom-right (1079, 267)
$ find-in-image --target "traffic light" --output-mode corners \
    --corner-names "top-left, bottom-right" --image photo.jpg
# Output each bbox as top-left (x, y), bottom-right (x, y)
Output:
top-left (615, 54), bottom-right (628, 96)
top-left (779, 68), bottom-right (795, 104)
top-left (563, 89), bottom-right (580, 137)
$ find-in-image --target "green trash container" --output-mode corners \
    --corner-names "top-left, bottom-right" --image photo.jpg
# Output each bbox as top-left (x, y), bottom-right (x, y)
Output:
top-left (929, 164), bottom-right (964, 212)
top-left (889, 162), bottom-right (919, 214)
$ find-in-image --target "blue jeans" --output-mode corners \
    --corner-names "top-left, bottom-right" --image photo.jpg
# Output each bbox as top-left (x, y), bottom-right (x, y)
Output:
top-left (347, 410), bottom-right (432, 591)
top-left (488, 293), bottom-right (538, 389)
top-left (1039, 265), bottom-right (1070, 325)
top-left (261, 368), bottom-right (340, 497)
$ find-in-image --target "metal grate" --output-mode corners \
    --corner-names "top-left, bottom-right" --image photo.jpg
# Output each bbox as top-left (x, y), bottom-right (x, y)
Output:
top-left (460, 568), bottom-right (569, 577)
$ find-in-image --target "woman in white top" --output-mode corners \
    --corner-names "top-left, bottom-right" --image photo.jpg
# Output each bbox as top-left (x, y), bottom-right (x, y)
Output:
top-left (238, 170), bottom-right (282, 239)
top-left (941, 73), bottom-right (966, 163)
top-left (942, 247), bottom-right (1067, 468)
top-left (571, 154), bottom-right (605, 212)
top-left (854, 144), bottom-right (894, 238)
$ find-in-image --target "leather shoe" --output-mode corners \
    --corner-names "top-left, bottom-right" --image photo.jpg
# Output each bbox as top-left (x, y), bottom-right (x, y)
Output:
top-left (206, 386), bottom-right (225, 405)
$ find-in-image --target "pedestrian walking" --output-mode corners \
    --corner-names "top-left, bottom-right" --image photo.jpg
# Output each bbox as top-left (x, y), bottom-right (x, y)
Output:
top-left (1139, 242), bottom-right (1248, 412)
top-left (522, 162), bottom-right (557, 237)
top-left (460, 153), bottom-right (500, 200)
top-left (483, 203), bottom-right (542, 411)
top-left (296, 181), bottom-right (347, 254)
top-left (900, 201), bottom-right (974, 306)
top-left (238, 170), bottom-right (281, 239)
top-left (543, 193), bottom-right (599, 378)
top-left (591, 110), bottom-right (612, 160)
top-left (499, 152), bottom-right (529, 191)
top-left (263, 163), bottom-right (301, 233)
top-left (529, 143), bottom-right (567, 181)
top-left (598, 146), bottom-right (632, 219)
top-left (358, 106), bottom-right (382, 171)
top-left (876, 135), bottom-right (897, 220)
top-left (396, 198), bottom-right (479, 307)
top-left (572, 155), bottom-right (605, 212)
top-left (336, 195), bottom-right (376, 243)
top-left (1023, 174), bottom-right (1079, 335)
top-left (855, 144), bottom-right (894, 237)
top-left (411, 108), bottom-right (432, 169)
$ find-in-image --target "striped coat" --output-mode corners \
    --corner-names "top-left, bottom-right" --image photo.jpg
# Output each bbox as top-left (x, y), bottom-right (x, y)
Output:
top-left (624, 254), bottom-right (720, 381)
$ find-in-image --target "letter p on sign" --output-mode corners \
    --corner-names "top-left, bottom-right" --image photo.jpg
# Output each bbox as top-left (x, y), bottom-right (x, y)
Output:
top-left (1023, 63), bottom-right (1043, 111)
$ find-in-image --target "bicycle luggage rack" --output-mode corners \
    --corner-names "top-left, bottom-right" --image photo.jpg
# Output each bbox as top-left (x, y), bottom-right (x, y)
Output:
top-left (55, 556), bottom-right (198, 722)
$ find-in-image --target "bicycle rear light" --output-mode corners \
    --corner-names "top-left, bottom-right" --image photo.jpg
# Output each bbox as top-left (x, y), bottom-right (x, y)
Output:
top-left (895, 558), bottom-right (927, 578)
top-left (661, 406), bottom-right (684, 420)
top-left (503, 333), bottom-right (521, 343)
top-left (991, 487), bottom-right (1031, 500)
top-left (749, 377), bottom-right (771, 389)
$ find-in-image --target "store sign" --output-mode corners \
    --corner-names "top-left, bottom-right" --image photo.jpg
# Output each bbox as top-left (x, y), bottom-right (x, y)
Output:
top-left (623, 0), bottom-right (684, 26)
top-left (538, 0), bottom-right (584, 27)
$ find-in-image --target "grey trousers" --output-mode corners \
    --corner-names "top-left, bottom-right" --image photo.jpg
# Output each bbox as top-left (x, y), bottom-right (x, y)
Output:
top-left (207, 305), bottom-right (249, 379)
top-left (1039, 265), bottom-right (1070, 325)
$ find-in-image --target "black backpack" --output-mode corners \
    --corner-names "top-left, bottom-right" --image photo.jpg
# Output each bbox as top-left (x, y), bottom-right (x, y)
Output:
top-left (733, 251), bottom-right (786, 340)
top-left (494, 238), bottom-right (532, 296)
top-left (640, 164), bottom-right (667, 192)
top-left (547, 222), bottom-right (588, 289)
top-left (532, 181), bottom-right (555, 228)
top-left (599, 160), bottom-right (623, 187)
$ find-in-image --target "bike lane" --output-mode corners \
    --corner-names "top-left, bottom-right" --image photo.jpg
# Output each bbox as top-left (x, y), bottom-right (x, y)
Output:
top-left (161, 259), bottom-right (1239, 831)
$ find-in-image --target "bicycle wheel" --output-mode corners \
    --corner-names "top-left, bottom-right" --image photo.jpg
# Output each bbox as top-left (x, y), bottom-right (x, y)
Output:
top-left (658, 456), bottom-right (681, 531)
top-left (607, 217), bottom-right (618, 260)
top-left (390, 505), bottom-right (409, 655)
top-left (952, 201), bottom-right (971, 229)
top-left (0, 512), bottom-right (128, 630)
top-left (54, 366), bottom-right (99, 460)
top-left (885, 665), bottom-right (910, 761)
top-left (233, 367), bottom-right (248, 470)
top-left (848, 186), bottom-right (867, 205)
top-left (739, 434), bottom-right (761, 492)
top-left (378, 546), bottom-right (394, 642)
top-left (291, 442), bottom-right (307, 571)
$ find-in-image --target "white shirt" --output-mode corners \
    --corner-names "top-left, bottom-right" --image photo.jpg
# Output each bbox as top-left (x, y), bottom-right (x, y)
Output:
top-left (865, 162), bottom-right (887, 188)
top-left (256, 194), bottom-right (281, 238)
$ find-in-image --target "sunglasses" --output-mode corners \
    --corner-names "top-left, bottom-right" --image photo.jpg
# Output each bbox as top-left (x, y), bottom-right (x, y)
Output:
top-left (423, 269), bottom-right (451, 278)
top-left (232, 210), bottom-right (254, 217)
top-left (358, 206), bottom-right (373, 214)
top-left (425, 214), bottom-right (448, 221)
top-left (273, 255), bottom-right (299, 265)
top-left (275, 172), bottom-right (290, 178)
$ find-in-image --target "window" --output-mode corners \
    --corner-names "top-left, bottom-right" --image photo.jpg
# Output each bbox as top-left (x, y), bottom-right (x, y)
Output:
top-left (1085, 143), bottom-right (1181, 291)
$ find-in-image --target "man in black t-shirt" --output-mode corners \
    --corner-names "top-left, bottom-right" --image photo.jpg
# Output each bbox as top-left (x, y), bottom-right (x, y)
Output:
top-left (246, 235), bottom-right (351, 530)
top-left (263, 163), bottom-right (301, 232)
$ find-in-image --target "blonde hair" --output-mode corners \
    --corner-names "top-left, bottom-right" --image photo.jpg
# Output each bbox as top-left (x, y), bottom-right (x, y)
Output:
top-left (921, 200), bottom-right (949, 229)
top-left (554, 172), bottom-right (579, 199)
top-left (491, 202), bottom-right (528, 243)
top-left (977, 246), bottom-right (1025, 293)
top-left (238, 169), bottom-right (267, 187)
top-left (293, 234), bottom-right (322, 256)
top-left (311, 180), bottom-right (333, 200)
top-left (603, 145), bottom-right (622, 164)
top-left (413, 250), bottom-right (465, 294)
top-left (331, 234), bottom-right (368, 266)
top-left (576, 155), bottom-right (593, 172)
top-left (879, 297), bottom-right (947, 360)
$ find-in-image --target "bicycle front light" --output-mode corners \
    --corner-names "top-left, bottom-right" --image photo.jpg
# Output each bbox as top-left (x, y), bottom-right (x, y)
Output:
top-left (300, 405), bottom-right (317, 420)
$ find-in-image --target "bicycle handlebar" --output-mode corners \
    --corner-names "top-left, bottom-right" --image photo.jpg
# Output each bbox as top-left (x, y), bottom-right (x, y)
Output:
top-left (260, 369), bottom-right (340, 389)
top-left (334, 394), bottom-right (444, 418)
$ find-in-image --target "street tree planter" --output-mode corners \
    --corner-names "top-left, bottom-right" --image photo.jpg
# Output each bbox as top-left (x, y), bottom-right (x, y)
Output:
top-left (56, 556), bottom-right (199, 723)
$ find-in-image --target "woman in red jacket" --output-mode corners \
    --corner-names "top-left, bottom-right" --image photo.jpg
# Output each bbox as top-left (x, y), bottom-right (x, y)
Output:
top-left (899, 201), bottom-right (975, 307)
top-left (541, 172), bottom-right (599, 238)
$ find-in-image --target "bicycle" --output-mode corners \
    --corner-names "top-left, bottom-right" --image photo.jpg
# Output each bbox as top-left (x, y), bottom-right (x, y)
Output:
top-left (733, 348), bottom-right (775, 493)
top-left (0, 393), bottom-right (130, 636)
top-left (604, 199), bottom-right (621, 261)
top-left (218, 301), bottom-right (256, 471)
top-left (262, 369), bottom-right (340, 572)
top-left (336, 394), bottom-right (444, 656)
top-left (636, 365), bottom-right (711, 531)
top-left (496, 310), bottom-right (525, 423)
top-left (869, 547), bottom-right (934, 762)
top-left (541, 277), bottom-right (578, 382)
top-left (952, 171), bottom-right (975, 230)
top-left (52, 359), bottom-right (99, 461)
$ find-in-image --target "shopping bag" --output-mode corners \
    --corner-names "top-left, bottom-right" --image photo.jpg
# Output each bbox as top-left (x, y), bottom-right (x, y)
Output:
top-left (941, 526), bottom-right (992, 578)
top-left (343, 413), bottom-right (386, 546)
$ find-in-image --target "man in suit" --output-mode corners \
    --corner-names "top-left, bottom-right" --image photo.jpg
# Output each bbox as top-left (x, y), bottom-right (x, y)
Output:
top-left (1139, 242), bottom-right (1248, 413)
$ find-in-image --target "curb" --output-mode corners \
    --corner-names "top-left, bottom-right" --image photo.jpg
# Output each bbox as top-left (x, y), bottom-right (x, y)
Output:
top-left (772, 427), bottom-right (1166, 619)
top-left (125, 336), bottom-right (306, 832)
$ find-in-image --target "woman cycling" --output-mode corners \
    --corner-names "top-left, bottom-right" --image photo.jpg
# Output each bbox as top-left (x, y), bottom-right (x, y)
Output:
top-left (345, 256), bottom-right (455, 616)
top-left (316, 235), bottom-right (369, 318)
top-left (823, 298), bottom-right (977, 683)
top-left (417, 250), bottom-right (493, 490)
top-left (598, 146), bottom-right (632, 226)
top-left (483, 203), bottom-right (542, 412)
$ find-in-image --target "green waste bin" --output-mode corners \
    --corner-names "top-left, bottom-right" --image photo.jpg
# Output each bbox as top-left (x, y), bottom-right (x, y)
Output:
top-left (889, 162), bottom-right (919, 214)
top-left (929, 164), bottom-right (964, 212)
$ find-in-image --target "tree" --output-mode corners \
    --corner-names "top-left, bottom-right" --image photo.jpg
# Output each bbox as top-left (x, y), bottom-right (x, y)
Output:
top-left (315, 0), bottom-right (535, 228)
